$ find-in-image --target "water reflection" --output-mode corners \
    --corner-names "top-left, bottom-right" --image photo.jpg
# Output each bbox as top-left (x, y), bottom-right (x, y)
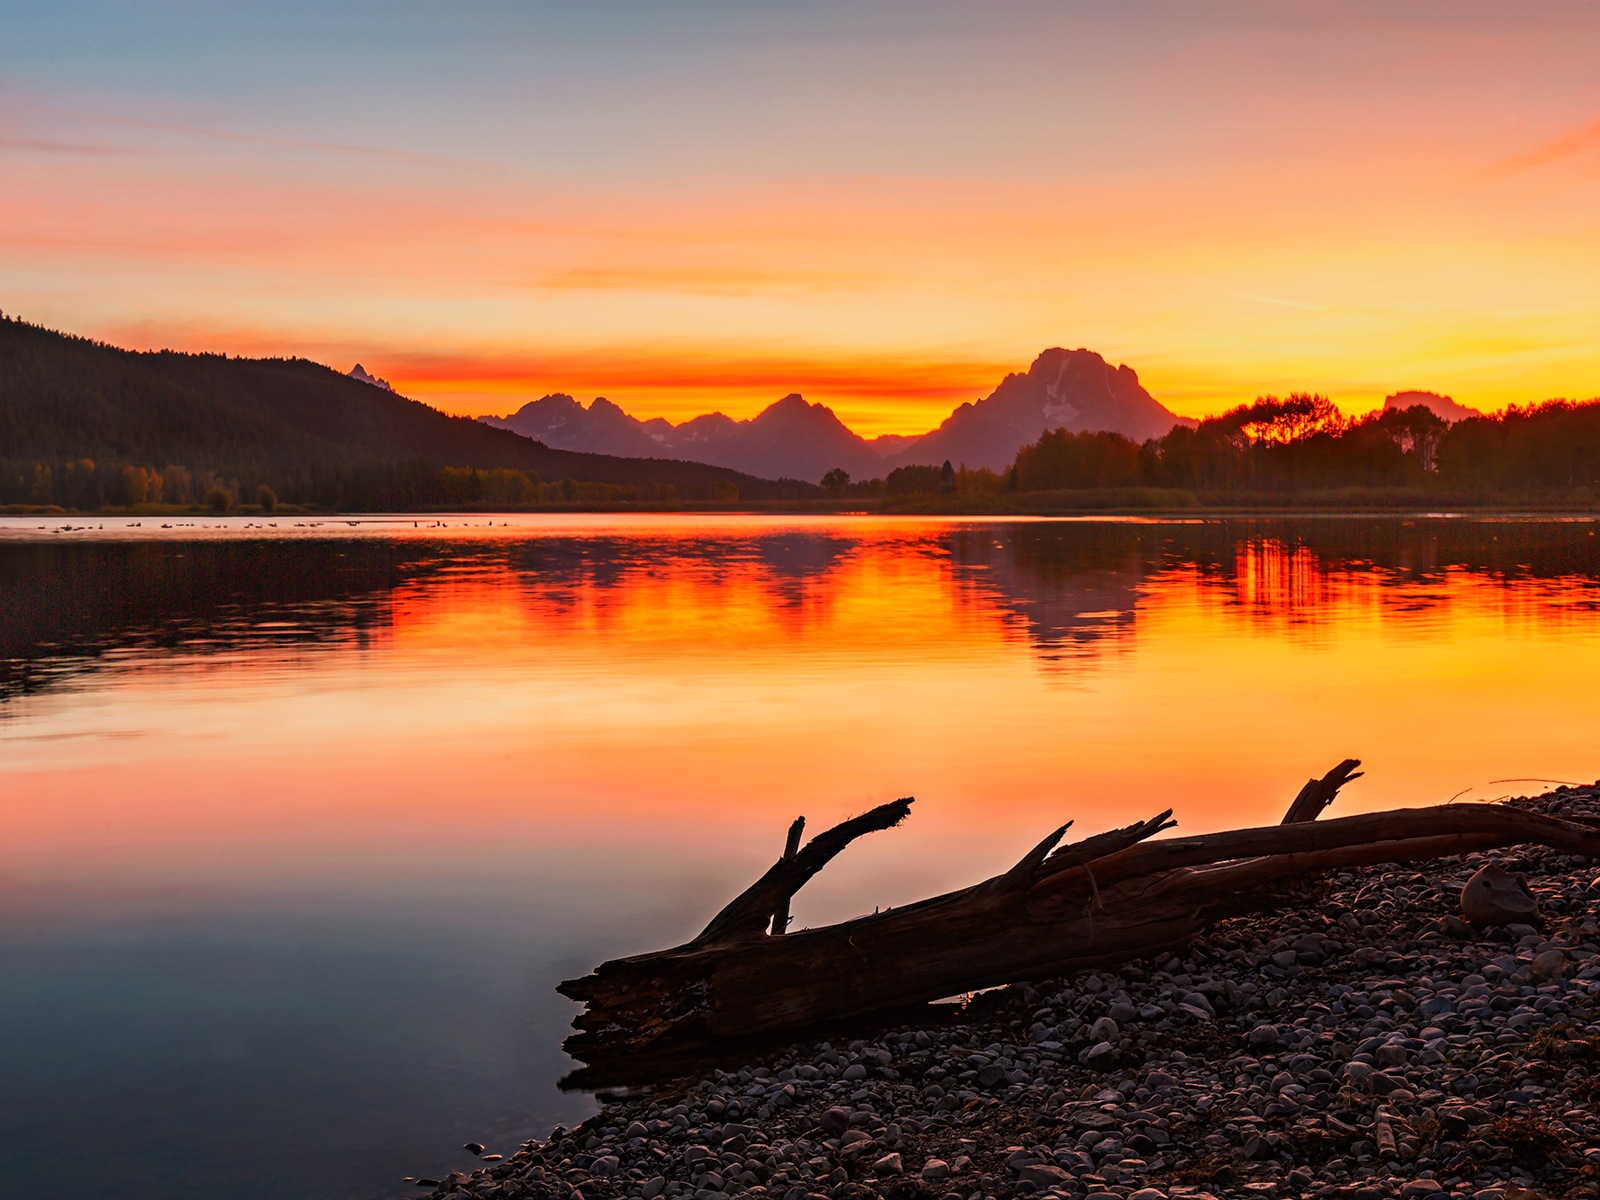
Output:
top-left (1, 514), bottom-right (1599, 1200)
top-left (0, 539), bottom-right (409, 698)
top-left (8, 518), bottom-right (1598, 702)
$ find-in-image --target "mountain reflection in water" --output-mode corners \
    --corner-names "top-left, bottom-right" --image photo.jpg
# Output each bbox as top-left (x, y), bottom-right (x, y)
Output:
top-left (7, 517), bottom-right (1599, 699)
top-left (1, 514), bottom-right (1598, 1200)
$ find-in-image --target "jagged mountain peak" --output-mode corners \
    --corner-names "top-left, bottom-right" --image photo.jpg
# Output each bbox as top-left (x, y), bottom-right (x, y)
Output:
top-left (477, 346), bottom-right (1188, 480)
top-left (349, 363), bottom-right (394, 391)
top-left (889, 347), bottom-right (1182, 471)
top-left (751, 393), bottom-right (855, 434)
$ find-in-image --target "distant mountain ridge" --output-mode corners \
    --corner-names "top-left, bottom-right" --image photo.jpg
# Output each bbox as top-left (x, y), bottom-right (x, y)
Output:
top-left (1383, 390), bottom-right (1481, 423)
top-left (484, 347), bottom-right (1189, 481)
top-left (486, 391), bottom-right (891, 482)
top-left (900, 348), bottom-right (1186, 471)
top-left (349, 363), bottom-right (394, 391)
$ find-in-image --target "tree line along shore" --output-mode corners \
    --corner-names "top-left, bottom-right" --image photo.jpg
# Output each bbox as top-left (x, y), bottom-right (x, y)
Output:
top-left (7, 313), bottom-right (1600, 515)
top-left (8, 395), bottom-right (1600, 516)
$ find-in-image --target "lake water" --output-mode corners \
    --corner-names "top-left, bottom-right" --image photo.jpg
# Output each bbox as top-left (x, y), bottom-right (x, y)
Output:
top-left (4, 513), bottom-right (1600, 1199)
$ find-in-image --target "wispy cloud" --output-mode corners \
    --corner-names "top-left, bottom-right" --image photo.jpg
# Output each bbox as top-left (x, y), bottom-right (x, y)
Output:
top-left (1484, 115), bottom-right (1600, 178)
top-left (1230, 292), bottom-right (1323, 312)
top-left (32, 104), bottom-right (459, 167)
top-left (90, 318), bottom-right (1010, 415)
top-left (0, 135), bottom-right (140, 157)
top-left (382, 345), bottom-right (1008, 405)
top-left (537, 265), bottom-right (863, 297)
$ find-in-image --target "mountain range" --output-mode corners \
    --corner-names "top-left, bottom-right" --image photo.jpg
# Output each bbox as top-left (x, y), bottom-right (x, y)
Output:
top-left (1382, 390), bottom-right (1481, 423)
top-left (482, 347), bottom-right (1189, 482)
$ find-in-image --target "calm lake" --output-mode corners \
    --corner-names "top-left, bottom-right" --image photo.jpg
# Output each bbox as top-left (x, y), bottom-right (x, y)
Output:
top-left (4, 513), bottom-right (1599, 1199)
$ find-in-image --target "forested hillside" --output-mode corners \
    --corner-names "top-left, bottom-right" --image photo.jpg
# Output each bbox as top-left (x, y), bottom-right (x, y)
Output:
top-left (0, 316), bottom-right (792, 508)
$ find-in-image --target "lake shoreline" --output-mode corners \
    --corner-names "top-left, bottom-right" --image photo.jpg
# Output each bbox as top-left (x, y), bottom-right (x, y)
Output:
top-left (416, 784), bottom-right (1600, 1200)
top-left (5, 487), bottom-right (1600, 522)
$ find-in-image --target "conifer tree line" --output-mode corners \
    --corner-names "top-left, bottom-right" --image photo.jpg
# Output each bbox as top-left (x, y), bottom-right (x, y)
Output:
top-left (0, 315), bottom-right (775, 509)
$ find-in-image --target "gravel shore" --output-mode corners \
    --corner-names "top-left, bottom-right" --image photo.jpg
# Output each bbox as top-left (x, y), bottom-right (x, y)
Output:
top-left (417, 785), bottom-right (1600, 1200)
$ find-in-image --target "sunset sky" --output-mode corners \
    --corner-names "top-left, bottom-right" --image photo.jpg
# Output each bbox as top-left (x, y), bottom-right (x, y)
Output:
top-left (3, 1), bottom-right (1599, 436)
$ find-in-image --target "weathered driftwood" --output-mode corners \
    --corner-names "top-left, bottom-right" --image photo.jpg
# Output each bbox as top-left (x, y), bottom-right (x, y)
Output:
top-left (558, 760), bottom-right (1600, 1085)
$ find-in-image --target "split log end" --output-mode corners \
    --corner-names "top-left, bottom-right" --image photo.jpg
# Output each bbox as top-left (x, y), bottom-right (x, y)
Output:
top-left (556, 975), bottom-right (597, 1002)
top-left (1281, 758), bottom-right (1364, 824)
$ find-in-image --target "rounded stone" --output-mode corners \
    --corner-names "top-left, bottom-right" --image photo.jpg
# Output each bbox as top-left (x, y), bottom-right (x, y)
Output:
top-left (1461, 864), bottom-right (1538, 925)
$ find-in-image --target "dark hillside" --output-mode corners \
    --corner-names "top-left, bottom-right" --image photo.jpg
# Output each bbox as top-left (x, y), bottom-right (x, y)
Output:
top-left (0, 316), bottom-right (793, 506)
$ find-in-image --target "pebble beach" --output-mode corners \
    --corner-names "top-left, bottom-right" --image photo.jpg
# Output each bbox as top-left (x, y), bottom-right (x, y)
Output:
top-left (416, 785), bottom-right (1600, 1200)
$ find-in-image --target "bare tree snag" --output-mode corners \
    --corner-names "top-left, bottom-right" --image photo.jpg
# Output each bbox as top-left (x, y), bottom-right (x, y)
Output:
top-left (769, 816), bottom-right (806, 936)
top-left (1280, 758), bottom-right (1364, 824)
top-left (557, 761), bottom-right (1600, 1086)
top-left (694, 798), bottom-right (911, 944)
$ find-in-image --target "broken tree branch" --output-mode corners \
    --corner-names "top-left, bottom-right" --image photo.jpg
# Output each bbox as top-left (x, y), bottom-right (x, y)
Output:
top-left (1281, 758), bottom-right (1365, 824)
top-left (556, 761), bottom-right (1600, 1087)
top-left (694, 798), bottom-right (912, 944)
top-left (769, 816), bottom-right (806, 936)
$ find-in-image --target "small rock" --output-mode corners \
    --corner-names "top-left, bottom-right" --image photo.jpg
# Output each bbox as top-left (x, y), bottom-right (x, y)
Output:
top-left (872, 1152), bottom-right (903, 1176)
top-left (1083, 1040), bottom-right (1117, 1068)
top-left (922, 1159), bottom-right (950, 1181)
top-left (1017, 1163), bottom-right (1073, 1187)
top-left (1089, 1016), bottom-right (1120, 1043)
top-left (1247, 1024), bottom-right (1278, 1050)
top-left (1375, 1044), bottom-right (1409, 1066)
top-left (820, 1107), bottom-right (851, 1133)
top-left (462, 1143), bottom-right (485, 1156)
top-left (1461, 864), bottom-right (1538, 925)
top-left (1527, 948), bottom-right (1568, 980)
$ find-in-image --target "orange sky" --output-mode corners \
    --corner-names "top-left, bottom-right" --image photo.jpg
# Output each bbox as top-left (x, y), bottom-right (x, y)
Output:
top-left (3, 3), bottom-right (1600, 435)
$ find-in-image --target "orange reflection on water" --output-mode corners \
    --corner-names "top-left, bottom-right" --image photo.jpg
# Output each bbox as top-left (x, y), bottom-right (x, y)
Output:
top-left (1222, 537), bottom-right (1600, 637)
top-left (3, 519), bottom-right (1599, 930)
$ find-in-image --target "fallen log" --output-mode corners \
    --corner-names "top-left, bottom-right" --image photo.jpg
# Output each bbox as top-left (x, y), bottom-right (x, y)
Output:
top-left (557, 760), bottom-right (1600, 1086)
